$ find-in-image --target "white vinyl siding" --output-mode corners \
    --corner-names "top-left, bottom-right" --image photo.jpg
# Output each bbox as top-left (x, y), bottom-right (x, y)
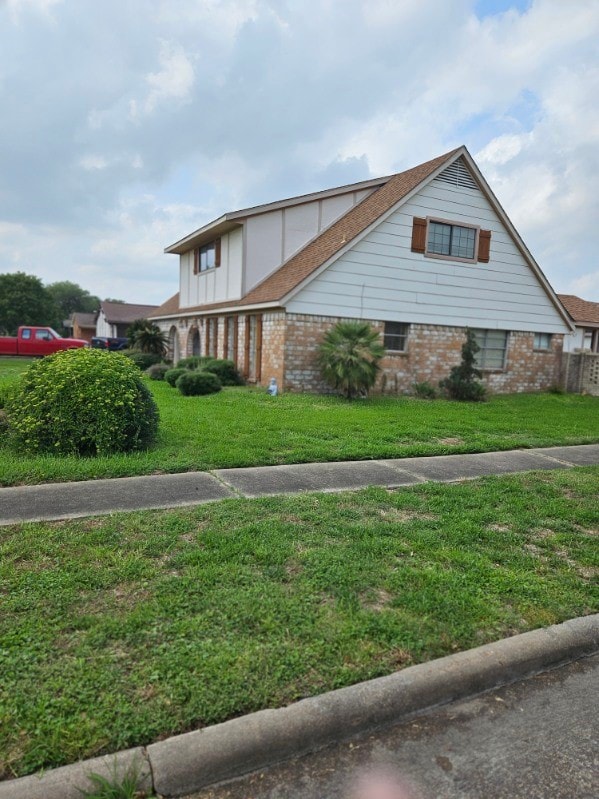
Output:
top-left (287, 177), bottom-right (570, 334)
top-left (180, 228), bottom-right (243, 309)
top-left (472, 329), bottom-right (508, 369)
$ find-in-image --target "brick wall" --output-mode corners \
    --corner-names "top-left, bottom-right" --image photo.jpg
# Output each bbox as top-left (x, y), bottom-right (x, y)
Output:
top-left (261, 312), bottom-right (286, 390)
top-left (282, 313), bottom-right (564, 395)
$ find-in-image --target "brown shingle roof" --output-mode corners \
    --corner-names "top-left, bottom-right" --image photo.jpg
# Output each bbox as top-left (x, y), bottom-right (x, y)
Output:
top-left (72, 312), bottom-right (96, 328)
top-left (557, 294), bottom-right (599, 325)
top-left (149, 293), bottom-right (180, 319)
top-left (101, 301), bottom-right (159, 324)
top-left (151, 148), bottom-right (460, 318)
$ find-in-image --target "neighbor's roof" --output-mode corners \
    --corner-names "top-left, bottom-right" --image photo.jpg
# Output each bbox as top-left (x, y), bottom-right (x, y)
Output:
top-left (558, 294), bottom-right (599, 326)
top-left (100, 301), bottom-right (159, 324)
top-left (72, 312), bottom-right (97, 327)
top-left (151, 148), bottom-right (460, 319)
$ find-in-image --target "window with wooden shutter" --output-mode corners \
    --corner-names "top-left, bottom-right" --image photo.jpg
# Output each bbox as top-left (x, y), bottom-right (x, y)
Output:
top-left (477, 230), bottom-right (491, 263)
top-left (411, 217), bottom-right (427, 253)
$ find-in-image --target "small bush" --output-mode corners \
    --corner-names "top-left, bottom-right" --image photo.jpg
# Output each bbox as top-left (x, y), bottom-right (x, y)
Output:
top-left (164, 367), bottom-right (188, 387)
top-left (203, 359), bottom-right (245, 386)
top-left (146, 363), bottom-right (170, 381)
top-left (122, 350), bottom-right (163, 371)
top-left (412, 381), bottom-right (437, 399)
top-left (440, 328), bottom-right (487, 402)
top-left (6, 349), bottom-right (159, 455)
top-left (318, 321), bottom-right (385, 399)
top-left (178, 356), bottom-right (216, 370)
top-left (548, 383), bottom-right (565, 395)
top-left (176, 371), bottom-right (222, 396)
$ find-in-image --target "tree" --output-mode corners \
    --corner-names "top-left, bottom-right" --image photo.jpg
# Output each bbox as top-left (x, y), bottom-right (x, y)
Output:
top-left (0, 272), bottom-right (57, 335)
top-left (439, 328), bottom-right (487, 401)
top-left (46, 281), bottom-right (100, 322)
top-left (317, 321), bottom-right (385, 399)
top-left (127, 318), bottom-right (150, 348)
top-left (130, 322), bottom-right (168, 356)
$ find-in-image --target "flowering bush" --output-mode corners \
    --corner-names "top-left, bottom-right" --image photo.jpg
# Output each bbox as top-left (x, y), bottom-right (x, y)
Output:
top-left (7, 348), bottom-right (159, 455)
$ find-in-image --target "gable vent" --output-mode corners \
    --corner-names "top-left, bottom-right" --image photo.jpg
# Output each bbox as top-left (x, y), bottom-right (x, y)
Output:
top-left (434, 158), bottom-right (479, 191)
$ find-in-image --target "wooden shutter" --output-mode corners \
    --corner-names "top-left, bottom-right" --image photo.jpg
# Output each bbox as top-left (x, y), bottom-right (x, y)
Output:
top-left (214, 238), bottom-right (221, 267)
top-left (233, 316), bottom-right (239, 365)
top-left (223, 317), bottom-right (229, 359)
top-left (205, 318), bottom-right (210, 356)
top-left (193, 248), bottom-right (199, 274)
top-left (411, 217), bottom-right (427, 253)
top-left (478, 230), bottom-right (491, 263)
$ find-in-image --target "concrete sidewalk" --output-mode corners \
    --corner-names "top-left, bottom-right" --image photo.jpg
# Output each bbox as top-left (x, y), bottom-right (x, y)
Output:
top-left (0, 443), bottom-right (598, 525)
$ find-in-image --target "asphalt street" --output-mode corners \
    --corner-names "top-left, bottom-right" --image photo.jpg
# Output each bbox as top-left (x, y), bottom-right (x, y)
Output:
top-left (185, 654), bottom-right (599, 799)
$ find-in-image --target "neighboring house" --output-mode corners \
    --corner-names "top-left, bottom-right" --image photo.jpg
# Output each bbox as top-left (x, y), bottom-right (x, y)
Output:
top-left (558, 295), bottom-right (599, 353)
top-left (64, 312), bottom-right (97, 343)
top-left (150, 145), bottom-right (573, 394)
top-left (96, 301), bottom-right (159, 339)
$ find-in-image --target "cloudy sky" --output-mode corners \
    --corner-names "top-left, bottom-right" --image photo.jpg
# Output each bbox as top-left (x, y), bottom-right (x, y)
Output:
top-left (1, 0), bottom-right (598, 304)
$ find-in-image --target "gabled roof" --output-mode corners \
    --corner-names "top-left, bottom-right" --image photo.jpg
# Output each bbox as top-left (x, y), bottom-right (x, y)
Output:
top-left (152, 148), bottom-right (460, 319)
top-left (153, 146), bottom-right (572, 331)
top-left (100, 301), bottom-right (159, 324)
top-left (149, 293), bottom-right (180, 319)
top-left (558, 294), bottom-right (599, 326)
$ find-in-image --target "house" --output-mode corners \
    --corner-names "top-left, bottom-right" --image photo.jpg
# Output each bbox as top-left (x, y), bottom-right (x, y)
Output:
top-left (150, 145), bottom-right (573, 394)
top-left (96, 301), bottom-right (159, 339)
top-left (64, 312), bottom-right (97, 343)
top-left (558, 295), bottom-right (599, 353)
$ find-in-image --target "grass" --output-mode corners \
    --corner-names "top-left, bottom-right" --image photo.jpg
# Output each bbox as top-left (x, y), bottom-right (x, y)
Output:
top-left (0, 356), bottom-right (598, 486)
top-left (0, 468), bottom-right (597, 778)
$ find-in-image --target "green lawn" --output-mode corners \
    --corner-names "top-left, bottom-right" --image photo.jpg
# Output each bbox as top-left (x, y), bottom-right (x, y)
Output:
top-left (0, 356), bottom-right (598, 486)
top-left (0, 468), bottom-right (597, 778)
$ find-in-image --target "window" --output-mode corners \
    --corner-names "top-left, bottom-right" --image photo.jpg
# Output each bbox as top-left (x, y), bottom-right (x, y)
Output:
top-left (534, 333), bottom-right (552, 351)
top-left (472, 329), bottom-right (509, 369)
top-left (427, 221), bottom-right (476, 260)
top-left (383, 322), bottom-right (408, 352)
top-left (21, 328), bottom-right (31, 339)
top-left (411, 218), bottom-right (491, 262)
top-left (224, 316), bottom-right (237, 362)
top-left (35, 329), bottom-right (53, 341)
top-left (194, 239), bottom-right (221, 274)
top-left (205, 317), bottom-right (218, 358)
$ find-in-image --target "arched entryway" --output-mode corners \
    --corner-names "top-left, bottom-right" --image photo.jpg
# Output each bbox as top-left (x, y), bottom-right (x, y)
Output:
top-left (187, 326), bottom-right (201, 357)
top-left (168, 325), bottom-right (180, 364)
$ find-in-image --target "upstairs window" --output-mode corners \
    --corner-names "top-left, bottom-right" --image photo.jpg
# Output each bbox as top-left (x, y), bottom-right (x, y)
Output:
top-left (411, 217), bottom-right (491, 263)
top-left (194, 238), bottom-right (221, 274)
top-left (383, 322), bottom-right (409, 352)
top-left (427, 221), bottom-right (476, 260)
top-left (472, 329), bottom-right (509, 370)
top-left (534, 333), bottom-right (552, 351)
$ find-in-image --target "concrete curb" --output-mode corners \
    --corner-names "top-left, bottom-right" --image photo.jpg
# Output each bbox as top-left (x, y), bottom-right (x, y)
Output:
top-left (1, 614), bottom-right (597, 798)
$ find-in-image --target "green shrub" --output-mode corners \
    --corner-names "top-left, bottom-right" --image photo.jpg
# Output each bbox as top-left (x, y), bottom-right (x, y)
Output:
top-left (164, 367), bottom-right (188, 387)
top-left (146, 363), bottom-right (170, 381)
top-left (548, 383), bottom-right (565, 395)
top-left (178, 356), bottom-right (216, 370)
top-left (439, 328), bottom-right (487, 402)
top-left (176, 371), bottom-right (222, 396)
top-left (412, 381), bottom-right (437, 399)
top-left (318, 321), bottom-right (385, 399)
top-left (203, 359), bottom-right (245, 386)
top-left (6, 349), bottom-right (159, 455)
top-left (0, 409), bottom-right (8, 435)
top-left (122, 350), bottom-right (163, 370)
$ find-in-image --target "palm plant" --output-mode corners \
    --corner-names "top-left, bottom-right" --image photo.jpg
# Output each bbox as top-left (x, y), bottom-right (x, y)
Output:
top-left (317, 321), bottom-right (385, 399)
top-left (131, 323), bottom-right (168, 356)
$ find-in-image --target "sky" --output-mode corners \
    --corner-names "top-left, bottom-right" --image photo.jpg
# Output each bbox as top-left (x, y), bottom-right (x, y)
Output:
top-left (0, 0), bottom-right (598, 305)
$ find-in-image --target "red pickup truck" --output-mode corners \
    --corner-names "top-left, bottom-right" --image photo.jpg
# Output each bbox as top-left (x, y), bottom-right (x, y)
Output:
top-left (0, 326), bottom-right (89, 357)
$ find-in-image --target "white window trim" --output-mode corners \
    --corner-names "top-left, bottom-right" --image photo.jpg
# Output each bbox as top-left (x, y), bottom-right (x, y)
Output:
top-left (383, 322), bottom-right (409, 353)
top-left (472, 329), bottom-right (509, 372)
top-left (425, 216), bottom-right (481, 264)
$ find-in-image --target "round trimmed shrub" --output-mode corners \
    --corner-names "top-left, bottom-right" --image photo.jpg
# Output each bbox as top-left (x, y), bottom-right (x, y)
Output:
top-left (164, 367), bottom-right (188, 387)
top-left (122, 349), bottom-right (163, 371)
top-left (146, 363), bottom-right (170, 381)
top-left (178, 356), bottom-right (216, 370)
top-left (203, 359), bottom-right (245, 386)
top-left (6, 348), bottom-right (159, 455)
top-left (176, 371), bottom-right (222, 396)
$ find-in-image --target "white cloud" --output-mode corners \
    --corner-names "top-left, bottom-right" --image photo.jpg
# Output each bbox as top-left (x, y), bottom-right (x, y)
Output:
top-left (133, 40), bottom-right (195, 118)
